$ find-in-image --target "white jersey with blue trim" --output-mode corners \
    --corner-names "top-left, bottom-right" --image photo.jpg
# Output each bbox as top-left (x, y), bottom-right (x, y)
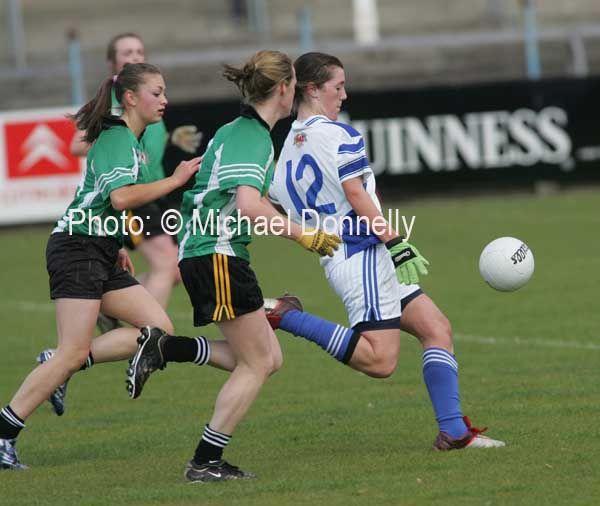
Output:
top-left (271, 115), bottom-right (382, 265)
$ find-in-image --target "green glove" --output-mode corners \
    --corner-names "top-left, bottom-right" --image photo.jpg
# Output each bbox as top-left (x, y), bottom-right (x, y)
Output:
top-left (385, 237), bottom-right (430, 285)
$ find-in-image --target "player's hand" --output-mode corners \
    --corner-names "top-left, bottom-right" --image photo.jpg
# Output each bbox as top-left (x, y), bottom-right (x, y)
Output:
top-left (386, 237), bottom-right (429, 285)
top-left (170, 125), bottom-right (202, 154)
top-left (296, 227), bottom-right (341, 257)
top-left (171, 156), bottom-right (202, 186)
top-left (117, 248), bottom-right (135, 276)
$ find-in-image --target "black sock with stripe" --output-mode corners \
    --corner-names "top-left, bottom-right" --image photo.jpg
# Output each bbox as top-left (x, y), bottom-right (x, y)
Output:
top-left (193, 424), bottom-right (231, 464)
top-left (79, 352), bottom-right (94, 370)
top-left (0, 406), bottom-right (25, 440)
top-left (163, 336), bottom-right (210, 365)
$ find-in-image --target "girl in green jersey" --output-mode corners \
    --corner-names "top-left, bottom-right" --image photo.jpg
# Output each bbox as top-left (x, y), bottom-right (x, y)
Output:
top-left (126, 50), bottom-right (341, 483)
top-left (0, 63), bottom-right (200, 470)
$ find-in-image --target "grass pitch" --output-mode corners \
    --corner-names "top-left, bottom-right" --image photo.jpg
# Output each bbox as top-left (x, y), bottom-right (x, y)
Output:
top-left (1, 188), bottom-right (599, 505)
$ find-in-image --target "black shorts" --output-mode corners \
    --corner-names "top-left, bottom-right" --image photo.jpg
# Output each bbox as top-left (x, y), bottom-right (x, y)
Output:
top-left (352, 289), bottom-right (423, 333)
top-left (179, 254), bottom-right (264, 327)
top-left (123, 201), bottom-right (168, 250)
top-left (46, 232), bottom-right (138, 300)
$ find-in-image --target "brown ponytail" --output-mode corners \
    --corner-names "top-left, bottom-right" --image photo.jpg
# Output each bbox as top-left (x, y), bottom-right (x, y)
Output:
top-left (69, 77), bottom-right (114, 143)
top-left (69, 62), bottom-right (162, 143)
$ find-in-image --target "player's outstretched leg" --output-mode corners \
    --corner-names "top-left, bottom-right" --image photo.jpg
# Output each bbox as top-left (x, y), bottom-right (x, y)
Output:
top-left (126, 326), bottom-right (211, 399)
top-left (265, 294), bottom-right (360, 364)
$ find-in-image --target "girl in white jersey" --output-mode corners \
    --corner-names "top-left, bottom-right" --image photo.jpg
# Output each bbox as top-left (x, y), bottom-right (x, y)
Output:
top-left (267, 52), bottom-right (505, 451)
top-left (0, 63), bottom-right (200, 470)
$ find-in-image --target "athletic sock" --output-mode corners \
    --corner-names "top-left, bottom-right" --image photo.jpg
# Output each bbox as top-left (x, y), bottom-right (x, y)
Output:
top-left (163, 336), bottom-right (210, 365)
top-left (193, 424), bottom-right (231, 464)
top-left (279, 310), bottom-right (360, 363)
top-left (79, 352), bottom-right (94, 371)
top-left (422, 347), bottom-right (468, 438)
top-left (0, 406), bottom-right (25, 440)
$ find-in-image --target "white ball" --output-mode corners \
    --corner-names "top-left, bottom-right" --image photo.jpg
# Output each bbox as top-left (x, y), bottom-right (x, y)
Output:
top-left (479, 237), bottom-right (534, 292)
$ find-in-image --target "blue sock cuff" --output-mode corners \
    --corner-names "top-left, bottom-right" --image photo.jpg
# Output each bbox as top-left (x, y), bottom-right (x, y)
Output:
top-left (279, 310), bottom-right (358, 363)
top-left (423, 347), bottom-right (458, 371)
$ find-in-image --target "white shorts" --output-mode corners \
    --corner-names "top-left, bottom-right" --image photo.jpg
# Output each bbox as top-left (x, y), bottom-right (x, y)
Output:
top-left (324, 243), bottom-right (421, 329)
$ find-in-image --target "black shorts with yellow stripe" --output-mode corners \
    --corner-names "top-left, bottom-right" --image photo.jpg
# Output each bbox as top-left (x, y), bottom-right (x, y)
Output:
top-left (179, 254), bottom-right (264, 327)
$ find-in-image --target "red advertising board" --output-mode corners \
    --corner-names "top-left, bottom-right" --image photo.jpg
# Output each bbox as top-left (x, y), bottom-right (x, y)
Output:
top-left (0, 107), bottom-right (83, 225)
top-left (4, 118), bottom-right (80, 179)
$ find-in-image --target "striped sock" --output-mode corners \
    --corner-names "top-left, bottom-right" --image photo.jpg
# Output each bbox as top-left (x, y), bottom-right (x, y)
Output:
top-left (0, 406), bottom-right (26, 440)
top-left (279, 311), bottom-right (360, 363)
top-left (193, 424), bottom-right (232, 464)
top-left (163, 336), bottom-right (210, 365)
top-left (192, 337), bottom-right (210, 366)
top-left (80, 352), bottom-right (94, 370)
top-left (422, 347), bottom-right (468, 438)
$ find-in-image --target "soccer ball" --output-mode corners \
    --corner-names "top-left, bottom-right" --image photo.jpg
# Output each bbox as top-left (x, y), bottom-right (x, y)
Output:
top-left (479, 237), bottom-right (534, 292)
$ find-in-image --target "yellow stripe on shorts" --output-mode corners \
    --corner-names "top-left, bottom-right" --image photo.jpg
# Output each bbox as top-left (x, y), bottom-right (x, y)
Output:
top-left (212, 254), bottom-right (222, 321)
top-left (212, 254), bottom-right (235, 321)
top-left (222, 254), bottom-right (235, 319)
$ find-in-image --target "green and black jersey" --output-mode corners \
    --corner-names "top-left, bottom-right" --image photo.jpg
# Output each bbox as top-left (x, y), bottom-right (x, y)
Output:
top-left (53, 118), bottom-right (148, 245)
top-left (178, 106), bottom-right (274, 262)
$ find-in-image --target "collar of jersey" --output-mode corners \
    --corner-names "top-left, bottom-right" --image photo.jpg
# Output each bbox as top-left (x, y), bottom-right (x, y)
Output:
top-left (300, 115), bottom-right (328, 127)
top-left (101, 115), bottom-right (146, 140)
top-left (240, 104), bottom-right (270, 132)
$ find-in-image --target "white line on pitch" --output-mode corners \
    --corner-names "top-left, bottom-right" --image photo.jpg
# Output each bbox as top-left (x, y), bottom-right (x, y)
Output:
top-left (3, 301), bottom-right (599, 351)
top-left (455, 333), bottom-right (600, 351)
top-left (1, 300), bottom-right (192, 320)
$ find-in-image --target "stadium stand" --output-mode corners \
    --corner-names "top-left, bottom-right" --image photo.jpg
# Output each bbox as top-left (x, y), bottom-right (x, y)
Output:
top-left (1, 0), bottom-right (600, 109)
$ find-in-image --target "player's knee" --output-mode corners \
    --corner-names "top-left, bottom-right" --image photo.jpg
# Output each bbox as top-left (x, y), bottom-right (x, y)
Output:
top-left (269, 351), bottom-right (283, 376)
top-left (430, 315), bottom-right (453, 350)
top-left (57, 348), bottom-right (91, 373)
top-left (243, 354), bottom-right (274, 380)
top-left (173, 266), bottom-right (182, 285)
top-left (364, 356), bottom-right (397, 379)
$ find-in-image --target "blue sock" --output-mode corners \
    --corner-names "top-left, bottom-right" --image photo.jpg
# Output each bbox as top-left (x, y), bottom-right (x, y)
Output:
top-left (280, 311), bottom-right (359, 363)
top-left (422, 347), bottom-right (468, 438)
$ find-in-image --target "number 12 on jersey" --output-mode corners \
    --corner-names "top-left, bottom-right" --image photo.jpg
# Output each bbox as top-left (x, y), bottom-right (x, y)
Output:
top-left (285, 154), bottom-right (336, 220)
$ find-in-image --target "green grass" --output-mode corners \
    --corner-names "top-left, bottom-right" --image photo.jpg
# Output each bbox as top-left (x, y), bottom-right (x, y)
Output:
top-left (1, 188), bottom-right (599, 505)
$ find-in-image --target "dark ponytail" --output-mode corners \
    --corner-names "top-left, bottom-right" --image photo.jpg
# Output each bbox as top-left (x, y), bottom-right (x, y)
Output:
top-left (69, 62), bottom-right (162, 143)
top-left (69, 77), bottom-right (113, 143)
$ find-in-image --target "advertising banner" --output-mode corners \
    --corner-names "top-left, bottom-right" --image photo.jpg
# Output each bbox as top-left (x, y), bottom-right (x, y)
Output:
top-left (2, 78), bottom-right (599, 225)
top-left (0, 107), bottom-right (84, 225)
top-left (163, 77), bottom-right (600, 200)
